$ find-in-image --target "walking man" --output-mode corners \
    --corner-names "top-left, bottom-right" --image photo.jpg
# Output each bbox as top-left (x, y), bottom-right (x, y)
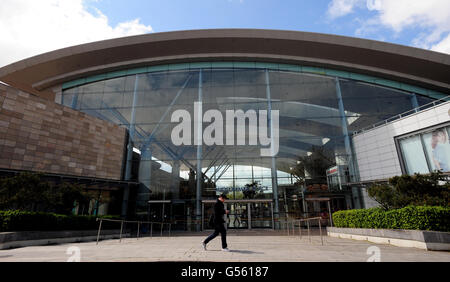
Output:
top-left (202, 193), bottom-right (230, 252)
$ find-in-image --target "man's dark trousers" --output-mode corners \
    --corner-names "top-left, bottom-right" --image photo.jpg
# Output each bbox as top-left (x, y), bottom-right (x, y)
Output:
top-left (204, 223), bottom-right (227, 249)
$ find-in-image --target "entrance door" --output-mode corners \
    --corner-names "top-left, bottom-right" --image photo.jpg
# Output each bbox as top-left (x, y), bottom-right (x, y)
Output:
top-left (228, 203), bottom-right (248, 229)
top-left (201, 200), bottom-right (274, 230)
top-left (148, 201), bottom-right (171, 222)
top-left (249, 202), bottom-right (273, 228)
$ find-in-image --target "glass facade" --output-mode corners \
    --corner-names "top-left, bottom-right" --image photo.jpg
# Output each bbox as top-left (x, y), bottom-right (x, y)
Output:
top-left (61, 62), bottom-right (439, 228)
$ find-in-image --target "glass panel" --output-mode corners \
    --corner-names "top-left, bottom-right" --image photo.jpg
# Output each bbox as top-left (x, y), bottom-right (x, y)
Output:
top-left (340, 80), bottom-right (417, 132)
top-left (399, 136), bottom-right (429, 174)
top-left (62, 88), bottom-right (76, 107)
top-left (228, 203), bottom-right (249, 229)
top-left (251, 202), bottom-right (273, 228)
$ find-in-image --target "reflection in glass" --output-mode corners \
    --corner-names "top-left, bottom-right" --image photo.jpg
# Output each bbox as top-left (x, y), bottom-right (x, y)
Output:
top-left (399, 136), bottom-right (429, 174)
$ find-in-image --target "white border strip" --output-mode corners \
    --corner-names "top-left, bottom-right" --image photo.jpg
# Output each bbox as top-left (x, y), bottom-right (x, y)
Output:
top-left (327, 232), bottom-right (450, 251)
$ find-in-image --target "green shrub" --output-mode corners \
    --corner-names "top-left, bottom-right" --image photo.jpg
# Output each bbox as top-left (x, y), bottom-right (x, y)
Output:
top-left (332, 206), bottom-right (450, 232)
top-left (0, 210), bottom-right (120, 232)
top-left (367, 172), bottom-right (450, 210)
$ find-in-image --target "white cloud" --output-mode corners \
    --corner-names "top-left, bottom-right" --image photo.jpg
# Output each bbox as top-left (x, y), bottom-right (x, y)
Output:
top-left (0, 0), bottom-right (153, 67)
top-left (432, 33), bottom-right (450, 54)
top-left (365, 0), bottom-right (450, 53)
top-left (328, 0), bottom-right (450, 54)
top-left (365, 0), bottom-right (450, 33)
top-left (327, 0), bottom-right (364, 19)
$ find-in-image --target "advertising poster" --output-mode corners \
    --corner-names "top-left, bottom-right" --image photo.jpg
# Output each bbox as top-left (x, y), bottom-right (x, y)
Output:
top-left (425, 128), bottom-right (450, 172)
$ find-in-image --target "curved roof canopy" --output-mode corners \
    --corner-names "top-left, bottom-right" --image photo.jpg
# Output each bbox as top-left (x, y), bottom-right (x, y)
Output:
top-left (0, 29), bottom-right (449, 100)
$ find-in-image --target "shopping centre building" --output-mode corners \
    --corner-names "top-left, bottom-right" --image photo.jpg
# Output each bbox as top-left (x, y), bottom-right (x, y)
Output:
top-left (0, 29), bottom-right (449, 230)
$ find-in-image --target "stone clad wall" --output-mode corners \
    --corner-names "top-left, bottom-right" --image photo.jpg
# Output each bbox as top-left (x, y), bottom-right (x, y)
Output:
top-left (0, 84), bottom-right (127, 180)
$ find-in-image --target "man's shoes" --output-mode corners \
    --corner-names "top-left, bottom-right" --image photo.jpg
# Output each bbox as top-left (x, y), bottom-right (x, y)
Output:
top-left (202, 242), bottom-right (207, 251)
top-left (222, 248), bottom-right (230, 252)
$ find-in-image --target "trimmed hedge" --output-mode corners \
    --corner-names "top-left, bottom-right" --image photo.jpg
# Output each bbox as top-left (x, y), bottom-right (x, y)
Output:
top-left (0, 210), bottom-right (120, 232)
top-left (332, 206), bottom-right (450, 232)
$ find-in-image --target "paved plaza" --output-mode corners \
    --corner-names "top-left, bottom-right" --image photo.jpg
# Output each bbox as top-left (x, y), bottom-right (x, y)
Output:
top-left (0, 230), bottom-right (449, 262)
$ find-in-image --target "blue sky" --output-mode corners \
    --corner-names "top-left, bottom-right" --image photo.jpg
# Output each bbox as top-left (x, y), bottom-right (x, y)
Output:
top-left (92, 0), bottom-right (334, 33)
top-left (89, 0), bottom-right (382, 41)
top-left (0, 0), bottom-right (449, 67)
top-left (88, 0), bottom-right (449, 49)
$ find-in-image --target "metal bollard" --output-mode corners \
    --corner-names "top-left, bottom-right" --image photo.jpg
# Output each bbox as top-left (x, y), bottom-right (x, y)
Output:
top-left (96, 218), bottom-right (103, 245)
top-left (286, 221), bottom-right (290, 236)
top-left (299, 220), bottom-right (302, 239)
top-left (119, 221), bottom-right (124, 243)
top-left (307, 220), bottom-right (311, 243)
top-left (319, 219), bottom-right (323, 246)
top-left (292, 220), bottom-right (295, 236)
top-left (137, 222), bottom-right (140, 240)
top-left (150, 223), bottom-right (153, 238)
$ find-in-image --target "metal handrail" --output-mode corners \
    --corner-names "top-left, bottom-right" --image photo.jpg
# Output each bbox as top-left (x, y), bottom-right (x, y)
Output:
top-left (96, 218), bottom-right (172, 245)
top-left (353, 95), bottom-right (450, 136)
top-left (281, 217), bottom-right (324, 245)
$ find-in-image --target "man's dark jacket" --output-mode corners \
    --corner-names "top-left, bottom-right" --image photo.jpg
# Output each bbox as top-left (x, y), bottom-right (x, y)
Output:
top-left (212, 199), bottom-right (226, 224)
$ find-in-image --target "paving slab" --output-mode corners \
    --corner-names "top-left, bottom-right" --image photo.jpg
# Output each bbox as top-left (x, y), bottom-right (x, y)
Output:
top-left (0, 230), bottom-right (449, 262)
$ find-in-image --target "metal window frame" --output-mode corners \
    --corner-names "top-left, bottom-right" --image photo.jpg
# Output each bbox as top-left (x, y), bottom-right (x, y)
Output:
top-left (395, 121), bottom-right (450, 175)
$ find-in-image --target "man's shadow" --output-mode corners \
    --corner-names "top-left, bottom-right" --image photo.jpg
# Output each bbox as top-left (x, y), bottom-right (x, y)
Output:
top-left (230, 250), bottom-right (264, 255)
top-left (208, 250), bottom-right (264, 255)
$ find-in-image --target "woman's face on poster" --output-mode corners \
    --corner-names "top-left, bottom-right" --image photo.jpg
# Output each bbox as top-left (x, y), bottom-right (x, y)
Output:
top-left (437, 132), bottom-right (446, 144)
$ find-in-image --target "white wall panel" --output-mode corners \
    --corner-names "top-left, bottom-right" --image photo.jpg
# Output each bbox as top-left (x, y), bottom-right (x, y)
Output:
top-left (353, 101), bottom-right (450, 184)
